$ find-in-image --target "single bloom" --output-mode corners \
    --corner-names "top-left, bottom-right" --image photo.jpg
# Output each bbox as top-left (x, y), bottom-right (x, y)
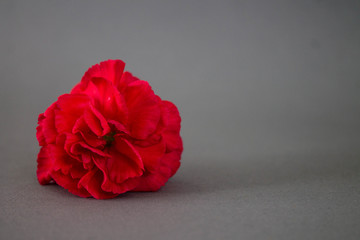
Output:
top-left (36, 59), bottom-right (183, 199)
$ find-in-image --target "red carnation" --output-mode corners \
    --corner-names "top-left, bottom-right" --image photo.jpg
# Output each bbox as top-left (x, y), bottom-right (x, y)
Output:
top-left (36, 60), bottom-right (183, 199)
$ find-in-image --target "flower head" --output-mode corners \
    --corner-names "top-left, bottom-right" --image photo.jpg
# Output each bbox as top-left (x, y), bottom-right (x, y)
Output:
top-left (36, 60), bottom-right (183, 199)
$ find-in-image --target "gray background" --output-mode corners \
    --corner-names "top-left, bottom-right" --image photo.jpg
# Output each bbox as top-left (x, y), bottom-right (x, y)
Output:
top-left (1, 0), bottom-right (360, 239)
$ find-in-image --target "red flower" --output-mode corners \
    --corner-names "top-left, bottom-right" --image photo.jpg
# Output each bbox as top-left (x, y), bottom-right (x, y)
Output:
top-left (36, 60), bottom-right (183, 199)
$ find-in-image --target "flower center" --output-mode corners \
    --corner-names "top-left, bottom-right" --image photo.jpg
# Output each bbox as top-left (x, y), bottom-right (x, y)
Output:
top-left (103, 131), bottom-right (116, 147)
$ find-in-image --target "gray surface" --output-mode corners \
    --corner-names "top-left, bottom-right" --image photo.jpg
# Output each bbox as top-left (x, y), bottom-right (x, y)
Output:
top-left (1, 0), bottom-right (360, 239)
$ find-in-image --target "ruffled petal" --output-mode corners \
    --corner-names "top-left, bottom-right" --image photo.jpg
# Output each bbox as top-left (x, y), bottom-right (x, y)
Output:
top-left (161, 101), bottom-right (183, 152)
top-left (83, 105), bottom-right (110, 137)
top-left (93, 137), bottom-right (144, 194)
top-left (132, 150), bottom-right (181, 192)
top-left (125, 80), bottom-right (161, 139)
top-left (60, 133), bottom-right (81, 161)
top-left (71, 59), bottom-right (126, 93)
top-left (73, 116), bottom-right (106, 148)
top-left (161, 101), bottom-right (181, 132)
top-left (108, 120), bottom-right (129, 134)
top-left (39, 103), bottom-right (58, 145)
top-left (164, 150), bottom-right (182, 177)
top-left (51, 170), bottom-right (91, 198)
top-left (132, 100), bottom-right (182, 192)
top-left (50, 142), bottom-right (75, 176)
top-left (70, 141), bottom-right (110, 170)
top-left (69, 163), bottom-right (88, 179)
top-left (36, 113), bottom-right (46, 146)
top-left (133, 138), bottom-right (166, 173)
top-left (55, 94), bottom-right (90, 133)
top-left (36, 145), bottom-right (54, 185)
top-left (73, 78), bottom-right (128, 124)
top-left (73, 142), bottom-right (110, 158)
top-left (107, 137), bottom-right (144, 183)
top-left (99, 169), bottom-right (140, 194)
top-left (78, 169), bottom-right (118, 199)
top-left (116, 71), bottom-right (139, 93)
top-left (93, 155), bottom-right (141, 194)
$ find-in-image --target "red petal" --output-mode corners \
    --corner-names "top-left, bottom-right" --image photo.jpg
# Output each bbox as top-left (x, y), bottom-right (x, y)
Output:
top-left (164, 150), bottom-right (182, 177)
top-left (70, 141), bottom-right (110, 170)
top-left (76, 142), bottom-right (110, 158)
top-left (51, 170), bottom-right (91, 198)
top-left (71, 59), bottom-right (125, 93)
top-left (161, 101), bottom-right (183, 152)
top-left (78, 169), bottom-right (118, 199)
top-left (61, 133), bottom-right (81, 161)
top-left (125, 80), bottom-right (161, 139)
top-left (99, 170), bottom-right (140, 194)
top-left (164, 134), bottom-right (183, 153)
top-left (73, 78), bottom-right (128, 124)
top-left (37, 145), bottom-right (54, 185)
top-left (107, 137), bottom-right (144, 183)
top-left (83, 105), bottom-right (110, 136)
top-left (50, 143), bottom-right (74, 176)
top-left (69, 163), bottom-right (88, 179)
top-left (39, 103), bottom-right (58, 145)
top-left (132, 151), bottom-right (181, 192)
top-left (55, 94), bottom-right (90, 133)
top-left (93, 154), bottom-right (141, 194)
top-left (108, 120), bottom-right (129, 134)
top-left (36, 113), bottom-right (46, 146)
top-left (161, 101), bottom-right (181, 133)
top-left (73, 116), bottom-right (106, 148)
top-left (93, 137), bottom-right (144, 193)
top-left (116, 71), bottom-right (139, 93)
top-left (129, 99), bottom-right (182, 192)
top-left (133, 138), bottom-right (166, 173)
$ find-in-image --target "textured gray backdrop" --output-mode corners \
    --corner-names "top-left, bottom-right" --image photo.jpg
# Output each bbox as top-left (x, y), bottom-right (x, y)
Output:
top-left (1, 0), bottom-right (360, 239)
